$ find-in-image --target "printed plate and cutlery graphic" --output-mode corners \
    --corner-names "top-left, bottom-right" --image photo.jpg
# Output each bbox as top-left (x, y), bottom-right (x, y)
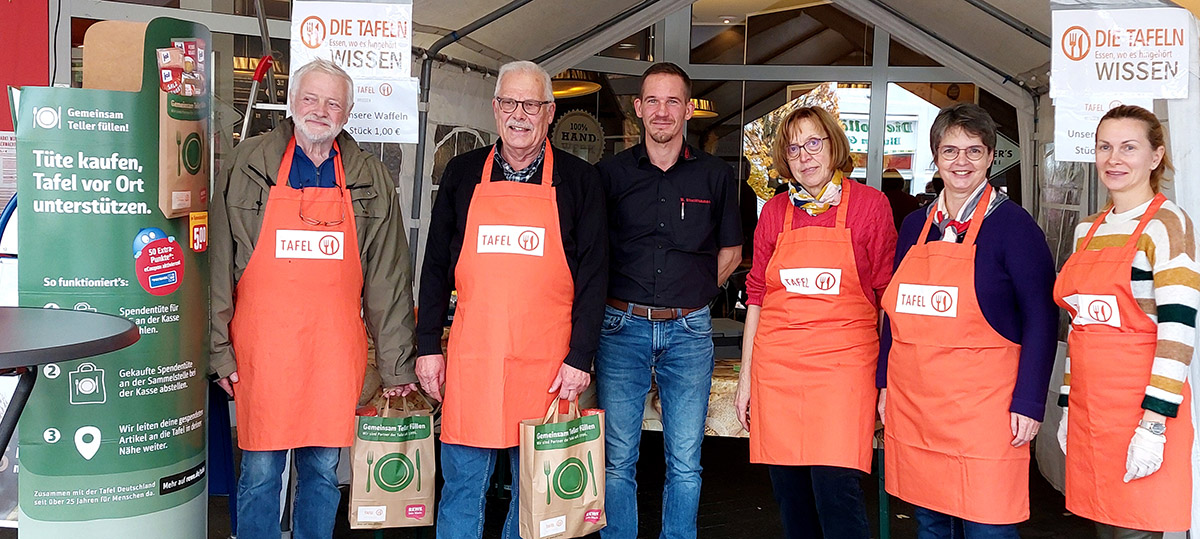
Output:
top-left (364, 448), bottom-right (423, 493)
top-left (542, 450), bottom-right (599, 504)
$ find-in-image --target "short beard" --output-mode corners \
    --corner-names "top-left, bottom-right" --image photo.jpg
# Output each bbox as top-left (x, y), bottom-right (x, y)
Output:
top-left (295, 115), bottom-right (341, 144)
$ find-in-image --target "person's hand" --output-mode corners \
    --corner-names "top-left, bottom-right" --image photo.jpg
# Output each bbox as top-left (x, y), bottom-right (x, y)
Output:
top-left (216, 371), bottom-right (239, 397)
top-left (1011, 413), bottom-right (1040, 447)
top-left (733, 379), bottom-right (750, 432)
top-left (548, 364), bottom-right (590, 401)
top-left (1057, 408), bottom-right (1068, 455)
top-left (877, 388), bottom-right (887, 426)
top-left (382, 384), bottom-right (419, 398)
top-left (415, 354), bottom-right (446, 402)
top-left (1124, 425), bottom-right (1166, 482)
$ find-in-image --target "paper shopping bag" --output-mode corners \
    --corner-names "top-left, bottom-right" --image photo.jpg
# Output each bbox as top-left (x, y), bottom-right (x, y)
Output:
top-left (349, 397), bottom-right (435, 529)
top-left (519, 400), bottom-right (606, 539)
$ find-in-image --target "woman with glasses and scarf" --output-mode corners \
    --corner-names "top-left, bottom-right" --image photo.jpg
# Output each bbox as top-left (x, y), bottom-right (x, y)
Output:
top-left (877, 103), bottom-right (1057, 538)
top-left (1054, 105), bottom-right (1198, 539)
top-left (733, 106), bottom-right (896, 539)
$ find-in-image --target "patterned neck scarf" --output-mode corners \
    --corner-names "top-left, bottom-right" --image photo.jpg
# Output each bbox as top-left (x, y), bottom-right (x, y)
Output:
top-left (931, 181), bottom-right (1008, 242)
top-left (493, 140), bottom-right (546, 183)
top-left (788, 170), bottom-right (844, 216)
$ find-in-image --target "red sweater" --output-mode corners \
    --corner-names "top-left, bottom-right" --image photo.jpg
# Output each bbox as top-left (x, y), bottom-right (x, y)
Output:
top-left (746, 183), bottom-right (897, 309)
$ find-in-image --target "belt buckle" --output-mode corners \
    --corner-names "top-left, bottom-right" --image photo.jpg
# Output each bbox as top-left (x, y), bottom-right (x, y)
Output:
top-left (645, 306), bottom-right (672, 321)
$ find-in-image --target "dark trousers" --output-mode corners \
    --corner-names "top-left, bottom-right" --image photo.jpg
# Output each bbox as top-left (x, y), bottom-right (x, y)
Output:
top-left (768, 464), bottom-right (871, 539)
top-left (913, 507), bottom-right (1018, 539)
top-left (1095, 522), bottom-right (1163, 539)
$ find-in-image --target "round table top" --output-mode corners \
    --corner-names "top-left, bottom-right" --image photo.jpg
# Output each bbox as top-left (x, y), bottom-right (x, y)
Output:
top-left (0, 307), bottom-right (139, 369)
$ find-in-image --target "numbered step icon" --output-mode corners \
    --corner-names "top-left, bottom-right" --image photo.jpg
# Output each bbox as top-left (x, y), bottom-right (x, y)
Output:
top-left (69, 363), bottom-right (106, 405)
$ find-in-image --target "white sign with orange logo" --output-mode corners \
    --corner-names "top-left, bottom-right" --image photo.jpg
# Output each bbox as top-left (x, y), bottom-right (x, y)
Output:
top-left (1061, 293), bottom-right (1122, 328)
top-left (779, 268), bottom-right (841, 295)
top-left (894, 283), bottom-right (958, 318)
top-left (276, 230), bottom-right (344, 260)
top-left (1051, 8), bottom-right (1191, 99)
top-left (477, 225), bottom-right (545, 257)
top-left (290, 0), bottom-right (418, 143)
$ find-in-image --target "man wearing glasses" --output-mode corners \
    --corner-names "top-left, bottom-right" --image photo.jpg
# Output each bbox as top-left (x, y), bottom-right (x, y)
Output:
top-left (209, 58), bottom-right (418, 539)
top-left (415, 60), bottom-right (607, 538)
top-left (595, 62), bottom-right (743, 539)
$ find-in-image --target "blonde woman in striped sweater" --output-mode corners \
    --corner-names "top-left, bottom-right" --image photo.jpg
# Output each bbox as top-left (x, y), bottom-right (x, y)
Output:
top-left (1053, 105), bottom-right (1199, 538)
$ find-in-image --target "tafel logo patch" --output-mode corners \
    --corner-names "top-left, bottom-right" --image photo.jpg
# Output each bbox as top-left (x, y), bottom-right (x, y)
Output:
top-left (1063, 293), bottom-right (1121, 328)
top-left (895, 283), bottom-right (958, 318)
top-left (276, 230), bottom-right (343, 260)
top-left (779, 268), bottom-right (841, 295)
top-left (477, 225), bottom-right (545, 257)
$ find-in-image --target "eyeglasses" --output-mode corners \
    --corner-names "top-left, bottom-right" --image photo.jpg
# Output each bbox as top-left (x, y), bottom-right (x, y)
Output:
top-left (786, 137), bottom-right (829, 159)
top-left (938, 145), bottom-right (989, 162)
top-left (298, 186), bottom-right (346, 227)
top-left (495, 97), bottom-right (551, 115)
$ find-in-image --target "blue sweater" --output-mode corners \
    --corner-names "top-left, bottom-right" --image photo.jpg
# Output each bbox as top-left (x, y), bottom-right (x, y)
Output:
top-left (877, 200), bottom-right (1059, 421)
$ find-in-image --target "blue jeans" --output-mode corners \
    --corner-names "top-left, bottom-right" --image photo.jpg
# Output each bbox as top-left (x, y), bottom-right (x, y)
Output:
top-left (768, 465), bottom-right (870, 539)
top-left (436, 442), bottom-right (521, 539)
top-left (596, 304), bottom-right (715, 539)
top-left (236, 446), bottom-right (341, 539)
top-left (914, 506), bottom-right (1019, 539)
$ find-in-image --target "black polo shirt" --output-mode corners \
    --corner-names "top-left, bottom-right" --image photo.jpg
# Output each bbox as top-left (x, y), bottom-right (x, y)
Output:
top-left (597, 142), bottom-right (742, 309)
top-left (416, 143), bottom-right (608, 371)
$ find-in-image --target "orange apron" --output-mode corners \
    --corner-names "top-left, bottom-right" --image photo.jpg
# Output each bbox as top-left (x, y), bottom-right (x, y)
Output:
top-left (441, 140), bottom-right (574, 449)
top-left (881, 185), bottom-right (1029, 524)
top-left (749, 180), bottom-right (879, 471)
top-left (1053, 192), bottom-right (1192, 532)
top-left (230, 138), bottom-right (367, 450)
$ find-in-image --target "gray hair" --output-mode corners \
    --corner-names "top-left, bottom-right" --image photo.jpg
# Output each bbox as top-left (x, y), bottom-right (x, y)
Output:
top-left (494, 60), bottom-right (554, 102)
top-left (290, 58), bottom-right (355, 111)
top-left (929, 103), bottom-right (996, 154)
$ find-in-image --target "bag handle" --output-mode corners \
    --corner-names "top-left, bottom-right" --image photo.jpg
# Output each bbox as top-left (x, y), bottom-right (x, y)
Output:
top-left (381, 394), bottom-right (422, 418)
top-left (541, 399), bottom-right (580, 425)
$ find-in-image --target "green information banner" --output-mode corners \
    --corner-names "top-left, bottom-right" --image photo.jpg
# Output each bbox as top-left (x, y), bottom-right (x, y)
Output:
top-left (11, 18), bottom-right (210, 537)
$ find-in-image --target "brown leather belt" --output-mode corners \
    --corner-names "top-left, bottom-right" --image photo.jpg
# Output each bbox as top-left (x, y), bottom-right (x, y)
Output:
top-left (606, 298), bottom-right (701, 321)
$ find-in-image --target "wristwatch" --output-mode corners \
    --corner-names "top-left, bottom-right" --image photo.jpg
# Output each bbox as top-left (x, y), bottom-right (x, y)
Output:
top-left (1139, 420), bottom-right (1167, 436)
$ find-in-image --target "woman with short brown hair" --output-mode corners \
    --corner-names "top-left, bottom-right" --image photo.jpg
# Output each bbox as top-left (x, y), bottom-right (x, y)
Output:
top-left (735, 106), bottom-right (896, 538)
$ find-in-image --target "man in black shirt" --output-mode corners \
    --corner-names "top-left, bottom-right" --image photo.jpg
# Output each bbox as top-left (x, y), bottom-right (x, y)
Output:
top-left (413, 60), bottom-right (607, 539)
top-left (595, 63), bottom-right (742, 539)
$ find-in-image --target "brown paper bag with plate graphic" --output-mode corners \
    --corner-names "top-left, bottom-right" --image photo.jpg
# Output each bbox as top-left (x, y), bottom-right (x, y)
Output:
top-left (349, 397), bottom-right (435, 529)
top-left (519, 400), bottom-right (605, 539)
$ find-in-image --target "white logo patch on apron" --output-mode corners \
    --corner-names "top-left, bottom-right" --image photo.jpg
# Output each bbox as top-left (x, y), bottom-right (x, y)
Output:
top-left (1063, 293), bottom-right (1122, 327)
top-left (477, 225), bottom-right (545, 257)
top-left (779, 268), bottom-right (841, 295)
top-left (276, 230), bottom-right (344, 260)
top-left (895, 283), bottom-right (958, 318)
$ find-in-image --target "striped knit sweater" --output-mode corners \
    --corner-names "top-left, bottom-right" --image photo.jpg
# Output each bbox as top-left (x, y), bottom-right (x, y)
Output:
top-left (1059, 197), bottom-right (1200, 417)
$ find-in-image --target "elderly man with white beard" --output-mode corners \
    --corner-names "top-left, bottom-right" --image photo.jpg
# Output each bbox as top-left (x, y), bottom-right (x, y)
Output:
top-left (209, 58), bottom-right (418, 539)
top-left (413, 60), bottom-right (607, 539)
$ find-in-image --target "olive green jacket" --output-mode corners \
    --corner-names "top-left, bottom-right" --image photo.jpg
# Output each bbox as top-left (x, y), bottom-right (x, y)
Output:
top-left (209, 119), bottom-right (417, 386)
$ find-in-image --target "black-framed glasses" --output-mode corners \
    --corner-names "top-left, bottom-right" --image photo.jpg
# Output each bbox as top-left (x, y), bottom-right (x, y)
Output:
top-left (298, 186), bottom-right (346, 227)
top-left (495, 97), bottom-right (551, 115)
top-left (938, 145), bottom-right (989, 162)
top-left (786, 137), bottom-right (829, 159)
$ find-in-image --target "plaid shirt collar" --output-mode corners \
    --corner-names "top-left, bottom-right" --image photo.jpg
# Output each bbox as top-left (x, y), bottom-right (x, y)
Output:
top-left (493, 140), bottom-right (546, 183)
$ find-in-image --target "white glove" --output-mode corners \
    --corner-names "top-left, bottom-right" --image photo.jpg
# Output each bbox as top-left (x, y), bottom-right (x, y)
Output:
top-left (1124, 426), bottom-right (1166, 483)
top-left (1057, 408), bottom-right (1068, 455)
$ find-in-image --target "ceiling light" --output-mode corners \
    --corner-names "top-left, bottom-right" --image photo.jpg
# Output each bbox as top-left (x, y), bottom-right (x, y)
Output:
top-left (552, 69), bottom-right (602, 98)
top-left (691, 98), bottom-right (718, 118)
top-left (720, 15), bottom-right (737, 24)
